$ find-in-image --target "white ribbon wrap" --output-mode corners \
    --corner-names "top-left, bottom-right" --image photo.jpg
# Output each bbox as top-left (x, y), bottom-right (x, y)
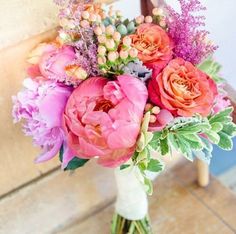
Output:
top-left (115, 167), bottom-right (148, 220)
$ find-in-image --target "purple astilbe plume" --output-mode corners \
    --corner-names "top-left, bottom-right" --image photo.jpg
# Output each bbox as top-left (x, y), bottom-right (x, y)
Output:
top-left (166, 0), bottom-right (218, 64)
top-left (74, 37), bottom-right (101, 77)
top-left (12, 79), bottom-right (72, 163)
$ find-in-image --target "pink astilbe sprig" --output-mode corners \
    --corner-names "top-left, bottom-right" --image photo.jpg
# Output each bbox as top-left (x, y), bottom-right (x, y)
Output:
top-left (166, 0), bottom-right (218, 64)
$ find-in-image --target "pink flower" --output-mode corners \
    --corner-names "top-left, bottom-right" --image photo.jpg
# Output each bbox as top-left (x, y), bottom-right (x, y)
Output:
top-left (12, 79), bottom-right (72, 163)
top-left (213, 84), bottom-right (231, 114)
top-left (149, 109), bottom-right (174, 132)
top-left (39, 45), bottom-right (76, 81)
top-left (63, 75), bottom-right (148, 168)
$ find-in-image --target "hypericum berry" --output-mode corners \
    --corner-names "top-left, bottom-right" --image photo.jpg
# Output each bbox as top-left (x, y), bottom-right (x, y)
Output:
top-left (145, 16), bottom-right (153, 23)
top-left (98, 56), bottom-right (106, 65)
top-left (153, 8), bottom-right (163, 16)
top-left (81, 11), bottom-right (90, 20)
top-left (135, 15), bottom-right (144, 24)
top-left (98, 35), bottom-right (106, 44)
top-left (89, 14), bottom-right (97, 22)
top-left (152, 106), bottom-right (160, 115)
top-left (105, 39), bottom-right (116, 50)
top-left (123, 36), bottom-right (132, 47)
top-left (108, 51), bottom-right (118, 62)
top-left (150, 115), bottom-right (157, 123)
top-left (145, 103), bottom-right (153, 112)
top-left (113, 31), bottom-right (121, 42)
top-left (106, 25), bottom-right (115, 36)
top-left (98, 45), bottom-right (106, 56)
top-left (129, 48), bottom-right (138, 58)
top-left (119, 50), bottom-right (129, 59)
top-left (94, 26), bottom-right (103, 36)
top-left (80, 20), bottom-right (89, 28)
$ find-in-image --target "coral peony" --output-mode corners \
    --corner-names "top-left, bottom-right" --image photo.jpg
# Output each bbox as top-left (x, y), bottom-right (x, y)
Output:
top-left (129, 23), bottom-right (173, 72)
top-left (148, 58), bottom-right (218, 117)
top-left (12, 78), bottom-right (72, 163)
top-left (63, 75), bottom-right (148, 168)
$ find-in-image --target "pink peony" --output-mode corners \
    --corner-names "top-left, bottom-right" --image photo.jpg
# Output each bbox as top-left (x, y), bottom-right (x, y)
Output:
top-left (39, 45), bottom-right (76, 81)
top-left (12, 78), bottom-right (72, 163)
top-left (63, 75), bottom-right (148, 168)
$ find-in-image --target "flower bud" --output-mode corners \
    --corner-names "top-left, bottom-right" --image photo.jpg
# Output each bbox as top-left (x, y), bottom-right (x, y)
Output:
top-left (135, 15), bottom-right (144, 24)
top-left (145, 103), bottom-right (153, 112)
top-left (106, 25), bottom-right (115, 36)
top-left (98, 45), bottom-right (106, 56)
top-left (153, 8), bottom-right (163, 16)
top-left (123, 36), bottom-right (132, 47)
top-left (113, 31), bottom-right (121, 42)
top-left (82, 11), bottom-right (90, 20)
top-left (105, 39), bottom-right (115, 50)
top-left (145, 16), bottom-right (153, 23)
top-left (150, 115), bottom-right (157, 123)
top-left (80, 20), bottom-right (89, 28)
top-left (94, 26), bottom-right (103, 36)
top-left (108, 51), bottom-right (118, 62)
top-left (152, 106), bottom-right (160, 115)
top-left (98, 56), bottom-right (106, 65)
top-left (129, 48), bottom-right (138, 58)
top-left (89, 14), bottom-right (97, 22)
top-left (119, 50), bottom-right (129, 60)
top-left (98, 35), bottom-right (106, 44)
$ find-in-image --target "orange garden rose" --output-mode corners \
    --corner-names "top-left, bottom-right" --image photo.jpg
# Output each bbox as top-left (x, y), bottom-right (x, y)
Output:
top-left (129, 23), bottom-right (173, 74)
top-left (148, 58), bottom-right (218, 117)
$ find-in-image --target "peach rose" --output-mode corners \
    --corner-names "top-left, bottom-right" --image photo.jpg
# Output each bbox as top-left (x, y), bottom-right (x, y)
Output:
top-left (148, 58), bottom-right (218, 117)
top-left (129, 23), bottom-right (173, 70)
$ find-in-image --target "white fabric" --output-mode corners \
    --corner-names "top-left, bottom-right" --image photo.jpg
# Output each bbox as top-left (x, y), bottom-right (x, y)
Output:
top-left (115, 167), bottom-right (148, 220)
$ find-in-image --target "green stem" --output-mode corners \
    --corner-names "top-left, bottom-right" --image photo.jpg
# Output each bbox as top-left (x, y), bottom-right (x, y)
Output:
top-left (111, 213), bottom-right (152, 234)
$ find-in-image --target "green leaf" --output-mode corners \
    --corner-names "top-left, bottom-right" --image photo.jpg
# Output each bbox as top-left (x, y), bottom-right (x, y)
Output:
top-left (59, 146), bottom-right (63, 162)
top-left (177, 123), bottom-right (210, 134)
top-left (198, 58), bottom-right (225, 83)
top-left (65, 157), bottom-right (89, 171)
top-left (59, 146), bottom-right (89, 171)
top-left (120, 164), bottom-right (130, 170)
top-left (149, 131), bottom-right (162, 150)
top-left (222, 123), bottom-right (236, 137)
top-left (147, 159), bottom-right (163, 172)
top-left (205, 131), bottom-right (220, 144)
top-left (160, 137), bottom-right (169, 155)
top-left (218, 132), bottom-right (233, 151)
top-left (181, 134), bottom-right (204, 151)
top-left (209, 107), bottom-right (233, 124)
top-left (168, 134), bottom-right (179, 150)
top-left (143, 177), bottom-right (153, 195)
top-left (175, 136), bottom-right (194, 161)
top-left (211, 122), bottom-right (223, 133)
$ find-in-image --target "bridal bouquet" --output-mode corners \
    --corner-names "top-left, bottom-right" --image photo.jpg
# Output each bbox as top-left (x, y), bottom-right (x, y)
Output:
top-left (13, 0), bottom-right (236, 233)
